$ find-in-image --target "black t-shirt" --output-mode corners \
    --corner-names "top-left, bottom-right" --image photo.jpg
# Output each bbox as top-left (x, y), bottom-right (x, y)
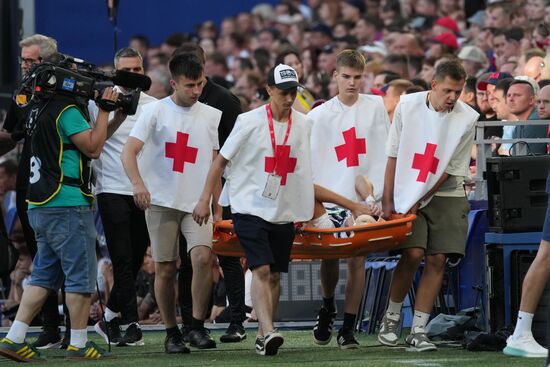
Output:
top-left (199, 78), bottom-right (242, 147)
top-left (480, 114), bottom-right (503, 139)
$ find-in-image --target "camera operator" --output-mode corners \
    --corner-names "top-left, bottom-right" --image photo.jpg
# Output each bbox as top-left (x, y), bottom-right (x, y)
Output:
top-left (0, 78), bottom-right (119, 362)
top-left (0, 34), bottom-right (66, 349)
top-left (89, 47), bottom-right (156, 347)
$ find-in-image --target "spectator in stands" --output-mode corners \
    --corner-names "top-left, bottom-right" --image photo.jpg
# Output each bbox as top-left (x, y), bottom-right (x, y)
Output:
top-left (317, 44), bottom-right (337, 74)
top-left (204, 51), bottom-right (230, 81)
top-left (229, 57), bottom-right (254, 84)
top-left (129, 34), bottom-right (150, 65)
top-left (492, 28), bottom-right (524, 69)
top-left (352, 16), bottom-right (382, 47)
top-left (276, 48), bottom-right (316, 113)
top-left (383, 79), bottom-right (414, 121)
top-left (485, 2), bottom-right (512, 29)
top-left (234, 71), bottom-right (264, 101)
top-left (458, 46), bottom-right (488, 77)
top-left (0, 160), bottom-right (17, 199)
top-left (508, 78), bottom-right (545, 154)
top-left (146, 68), bottom-right (172, 99)
top-left (459, 77), bottom-right (478, 110)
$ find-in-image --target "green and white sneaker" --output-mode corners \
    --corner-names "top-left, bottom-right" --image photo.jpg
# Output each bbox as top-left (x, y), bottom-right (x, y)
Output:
top-left (0, 337), bottom-right (45, 363)
top-left (66, 340), bottom-right (114, 360)
top-left (503, 334), bottom-right (548, 358)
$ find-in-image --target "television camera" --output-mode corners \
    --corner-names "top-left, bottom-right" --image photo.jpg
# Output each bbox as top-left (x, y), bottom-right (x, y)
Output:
top-left (16, 53), bottom-right (152, 115)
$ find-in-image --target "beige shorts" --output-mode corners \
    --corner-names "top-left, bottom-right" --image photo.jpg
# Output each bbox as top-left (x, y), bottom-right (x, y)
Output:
top-left (145, 205), bottom-right (212, 262)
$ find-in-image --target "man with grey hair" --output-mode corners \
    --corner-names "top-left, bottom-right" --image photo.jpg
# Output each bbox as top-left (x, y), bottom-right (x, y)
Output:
top-left (1, 34), bottom-right (67, 350)
top-left (90, 47), bottom-right (156, 347)
top-left (17, 34), bottom-right (57, 75)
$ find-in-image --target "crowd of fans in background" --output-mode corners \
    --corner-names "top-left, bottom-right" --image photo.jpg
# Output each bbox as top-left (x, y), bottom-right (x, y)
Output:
top-left (1, 0), bottom-right (550, 329)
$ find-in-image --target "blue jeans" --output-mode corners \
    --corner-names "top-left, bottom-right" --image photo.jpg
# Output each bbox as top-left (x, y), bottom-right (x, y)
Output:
top-left (28, 206), bottom-right (97, 294)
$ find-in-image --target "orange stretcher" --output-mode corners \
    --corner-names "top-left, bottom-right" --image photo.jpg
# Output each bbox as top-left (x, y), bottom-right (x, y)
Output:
top-left (212, 214), bottom-right (416, 260)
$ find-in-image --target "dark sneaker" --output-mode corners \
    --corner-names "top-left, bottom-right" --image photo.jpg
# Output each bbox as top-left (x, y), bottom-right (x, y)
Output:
top-left (60, 333), bottom-right (70, 350)
top-left (94, 318), bottom-right (124, 346)
top-left (260, 330), bottom-right (284, 356)
top-left (313, 307), bottom-right (336, 345)
top-left (337, 329), bottom-right (360, 350)
top-left (0, 337), bottom-right (45, 363)
top-left (31, 327), bottom-right (62, 349)
top-left (164, 333), bottom-right (190, 354)
top-left (180, 325), bottom-right (191, 343)
top-left (220, 323), bottom-right (246, 343)
top-left (255, 336), bottom-right (265, 355)
top-left (66, 341), bottom-right (114, 360)
top-left (120, 323), bottom-right (144, 347)
top-left (189, 328), bottom-right (216, 349)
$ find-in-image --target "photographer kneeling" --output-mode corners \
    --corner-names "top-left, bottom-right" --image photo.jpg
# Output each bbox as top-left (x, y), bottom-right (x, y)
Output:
top-left (0, 85), bottom-right (119, 362)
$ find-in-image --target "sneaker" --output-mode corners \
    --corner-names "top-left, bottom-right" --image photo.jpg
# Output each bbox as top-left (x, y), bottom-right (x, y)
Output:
top-left (337, 329), bottom-right (360, 349)
top-left (60, 333), bottom-right (70, 350)
top-left (164, 333), bottom-right (190, 354)
top-left (66, 341), bottom-right (114, 360)
top-left (313, 307), bottom-right (337, 345)
top-left (189, 328), bottom-right (216, 349)
top-left (180, 324), bottom-right (191, 343)
top-left (405, 330), bottom-right (437, 352)
top-left (31, 327), bottom-right (62, 349)
top-left (0, 337), bottom-right (45, 363)
top-left (120, 323), bottom-right (144, 347)
top-left (94, 318), bottom-right (124, 346)
top-left (220, 323), bottom-right (246, 343)
top-left (256, 330), bottom-right (284, 356)
top-left (503, 334), bottom-right (548, 358)
top-left (255, 336), bottom-right (265, 355)
top-left (378, 313), bottom-right (400, 347)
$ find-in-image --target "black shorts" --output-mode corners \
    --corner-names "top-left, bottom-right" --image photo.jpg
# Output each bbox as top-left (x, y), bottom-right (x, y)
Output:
top-left (232, 213), bottom-right (294, 273)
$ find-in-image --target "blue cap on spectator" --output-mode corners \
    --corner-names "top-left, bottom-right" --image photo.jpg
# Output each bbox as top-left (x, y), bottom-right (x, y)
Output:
top-left (309, 23), bottom-right (333, 39)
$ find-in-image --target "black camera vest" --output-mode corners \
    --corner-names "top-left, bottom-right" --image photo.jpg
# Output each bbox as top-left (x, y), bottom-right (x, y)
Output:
top-left (27, 95), bottom-right (93, 205)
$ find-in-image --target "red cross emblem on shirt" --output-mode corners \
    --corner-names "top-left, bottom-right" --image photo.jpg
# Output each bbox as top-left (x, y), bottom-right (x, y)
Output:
top-left (165, 132), bottom-right (198, 173)
top-left (264, 145), bottom-right (297, 185)
top-left (334, 127), bottom-right (366, 167)
top-left (412, 143), bottom-right (439, 183)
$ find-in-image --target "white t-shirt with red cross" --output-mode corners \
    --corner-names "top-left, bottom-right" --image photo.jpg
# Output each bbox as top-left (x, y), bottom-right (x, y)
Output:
top-left (386, 91), bottom-right (479, 213)
top-left (219, 105), bottom-right (314, 224)
top-left (308, 94), bottom-right (390, 202)
top-left (130, 96), bottom-right (221, 212)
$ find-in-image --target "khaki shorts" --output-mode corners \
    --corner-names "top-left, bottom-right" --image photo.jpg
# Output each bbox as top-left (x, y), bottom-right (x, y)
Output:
top-left (399, 196), bottom-right (470, 257)
top-left (145, 205), bottom-right (212, 262)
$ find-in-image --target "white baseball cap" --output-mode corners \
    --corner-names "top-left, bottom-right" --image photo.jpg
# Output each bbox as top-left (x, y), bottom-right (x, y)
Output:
top-left (267, 64), bottom-right (302, 90)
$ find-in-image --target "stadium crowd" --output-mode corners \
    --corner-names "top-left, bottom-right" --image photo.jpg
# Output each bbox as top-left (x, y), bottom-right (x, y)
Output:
top-left (1, 0), bottom-right (550, 362)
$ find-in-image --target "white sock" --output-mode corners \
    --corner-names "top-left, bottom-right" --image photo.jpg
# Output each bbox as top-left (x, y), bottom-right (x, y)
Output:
top-left (309, 213), bottom-right (334, 229)
top-left (385, 300), bottom-right (403, 322)
top-left (70, 329), bottom-right (88, 349)
top-left (513, 311), bottom-right (534, 340)
top-left (411, 310), bottom-right (430, 333)
top-left (104, 307), bottom-right (119, 322)
top-left (6, 320), bottom-right (29, 343)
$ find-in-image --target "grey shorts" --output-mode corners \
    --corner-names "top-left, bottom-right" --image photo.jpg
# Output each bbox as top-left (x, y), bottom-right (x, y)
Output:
top-left (399, 196), bottom-right (470, 257)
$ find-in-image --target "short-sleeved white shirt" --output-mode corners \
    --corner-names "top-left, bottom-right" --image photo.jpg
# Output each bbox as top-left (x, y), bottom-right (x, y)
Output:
top-left (220, 105), bottom-right (314, 223)
top-left (130, 97), bottom-right (221, 212)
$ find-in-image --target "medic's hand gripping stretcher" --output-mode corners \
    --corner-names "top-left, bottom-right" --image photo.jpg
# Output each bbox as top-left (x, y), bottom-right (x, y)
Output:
top-left (212, 214), bottom-right (416, 260)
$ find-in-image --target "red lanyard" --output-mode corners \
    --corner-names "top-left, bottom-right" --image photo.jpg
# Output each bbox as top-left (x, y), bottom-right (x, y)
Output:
top-left (266, 103), bottom-right (292, 171)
